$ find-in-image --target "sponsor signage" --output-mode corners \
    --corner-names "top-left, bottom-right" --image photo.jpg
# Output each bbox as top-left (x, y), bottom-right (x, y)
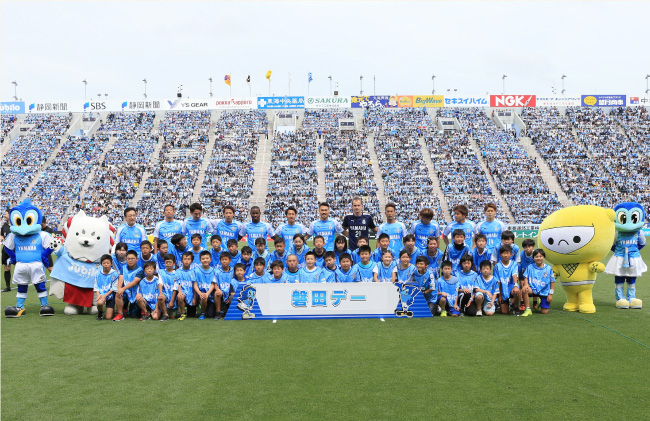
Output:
top-left (536, 97), bottom-right (582, 107)
top-left (257, 96), bottom-right (305, 109)
top-left (413, 95), bottom-right (444, 107)
top-left (444, 97), bottom-right (489, 106)
top-left (224, 282), bottom-right (432, 320)
top-left (490, 95), bottom-right (536, 107)
top-left (629, 96), bottom-right (650, 107)
top-left (214, 97), bottom-right (255, 109)
top-left (351, 95), bottom-right (398, 108)
top-left (305, 96), bottom-right (351, 108)
top-left (28, 101), bottom-right (73, 113)
top-left (0, 101), bottom-right (25, 114)
top-left (581, 95), bottom-right (626, 107)
top-left (120, 100), bottom-right (165, 111)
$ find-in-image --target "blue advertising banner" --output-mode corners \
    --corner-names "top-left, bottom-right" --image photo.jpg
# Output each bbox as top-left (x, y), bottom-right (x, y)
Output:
top-left (581, 95), bottom-right (626, 107)
top-left (257, 96), bottom-right (305, 109)
top-left (0, 101), bottom-right (25, 114)
top-left (351, 95), bottom-right (398, 108)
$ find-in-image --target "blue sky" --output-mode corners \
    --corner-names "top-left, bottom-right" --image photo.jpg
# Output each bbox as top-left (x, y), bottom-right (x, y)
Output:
top-left (1, 1), bottom-right (648, 101)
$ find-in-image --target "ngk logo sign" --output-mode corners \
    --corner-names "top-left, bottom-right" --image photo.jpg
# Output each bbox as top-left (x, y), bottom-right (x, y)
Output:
top-left (490, 95), bottom-right (536, 107)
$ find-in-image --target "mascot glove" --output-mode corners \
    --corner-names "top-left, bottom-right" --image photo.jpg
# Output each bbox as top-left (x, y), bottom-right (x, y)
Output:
top-left (589, 262), bottom-right (606, 273)
top-left (50, 238), bottom-right (64, 253)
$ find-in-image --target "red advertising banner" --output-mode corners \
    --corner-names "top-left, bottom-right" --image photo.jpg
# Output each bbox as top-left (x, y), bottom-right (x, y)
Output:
top-left (490, 95), bottom-right (536, 107)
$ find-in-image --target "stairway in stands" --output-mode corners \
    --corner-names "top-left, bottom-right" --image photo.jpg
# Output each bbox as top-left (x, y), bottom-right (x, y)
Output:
top-left (365, 132), bottom-right (387, 221)
top-left (417, 134), bottom-right (453, 224)
top-left (18, 113), bottom-right (82, 203)
top-left (315, 134), bottom-right (327, 203)
top-left (130, 111), bottom-right (167, 208)
top-left (467, 134), bottom-right (516, 222)
top-left (248, 111), bottom-right (275, 212)
top-left (190, 110), bottom-right (222, 205)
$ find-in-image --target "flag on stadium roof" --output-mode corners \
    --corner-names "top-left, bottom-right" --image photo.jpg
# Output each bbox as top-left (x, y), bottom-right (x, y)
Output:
top-left (308, 72), bottom-right (313, 83)
top-left (246, 75), bottom-right (250, 83)
top-left (266, 70), bottom-right (272, 80)
top-left (224, 75), bottom-right (231, 86)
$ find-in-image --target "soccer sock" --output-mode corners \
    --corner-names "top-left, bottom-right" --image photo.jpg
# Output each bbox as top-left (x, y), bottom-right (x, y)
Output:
top-left (3, 270), bottom-right (10, 288)
top-left (16, 284), bottom-right (28, 308)
top-left (614, 277), bottom-right (625, 301)
top-left (35, 282), bottom-right (48, 306)
top-left (626, 278), bottom-right (637, 300)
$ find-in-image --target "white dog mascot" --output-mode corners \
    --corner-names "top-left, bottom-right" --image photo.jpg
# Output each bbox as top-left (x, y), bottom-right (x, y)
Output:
top-left (49, 210), bottom-right (115, 315)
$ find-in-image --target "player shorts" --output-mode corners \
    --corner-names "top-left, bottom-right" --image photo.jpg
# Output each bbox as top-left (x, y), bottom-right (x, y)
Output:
top-left (483, 301), bottom-right (496, 313)
top-left (164, 292), bottom-right (177, 309)
top-left (104, 294), bottom-right (115, 309)
top-left (426, 301), bottom-right (437, 316)
top-left (501, 283), bottom-right (518, 301)
top-left (123, 287), bottom-right (138, 304)
top-left (436, 298), bottom-right (459, 316)
top-left (530, 294), bottom-right (550, 309)
top-left (12, 261), bottom-right (46, 285)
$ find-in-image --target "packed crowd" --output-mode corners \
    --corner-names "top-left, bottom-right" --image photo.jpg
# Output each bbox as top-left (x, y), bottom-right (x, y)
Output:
top-left (365, 108), bottom-right (445, 225)
top-left (30, 135), bottom-right (110, 227)
top-left (23, 113), bottom-right (72, 135)
top-left (137, 111), bottom-right (211, 226)
top-left (200, 111), bottom-right (265, 222)
top-left (265, 131), bottom-right (319, 227)
top-left (302, 109), bottom-right (353, 134)
top-left (1, 114), bottom-right (16, 139)
top-left (98, 112), bottom-right (155, 133)
top-left (213, 110), bottom-right (268, 136)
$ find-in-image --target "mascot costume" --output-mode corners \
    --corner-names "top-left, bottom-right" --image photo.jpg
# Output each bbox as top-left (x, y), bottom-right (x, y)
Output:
top-left (3, 199), bottom-right (56, 317)
top-left (49, 210), bottom-right (115, 315)
top-left (605, 202), bottom-right (646, 309)
top-left (538, 205), bottom-right (615, 313)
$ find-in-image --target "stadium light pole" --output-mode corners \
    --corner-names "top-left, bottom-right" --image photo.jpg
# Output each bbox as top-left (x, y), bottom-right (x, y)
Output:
top-left (431, 75), bottom-right (436, 95)
top-left (360, 75), bottom-right (363, 95)
top-left (209, 77), bottom-right (213, 98)
top-left (502, 75), bottom-right (507, 94)
top-left (328, 75), bottom-right (332, 96)
top-left (104, 94), bottom-right (108, 100)
top-left (12, 81), bottom-right (18, 101)
top-left (143, 79), bottom-right (147, 99)
top-left (82, 79), bottom-right (87, 101)
top-left (373, 75), bottom-right (376, 95)
top-left (646, 74), bottom-right (650, 94)
top-left (561, 74), bottom-right (567, 96)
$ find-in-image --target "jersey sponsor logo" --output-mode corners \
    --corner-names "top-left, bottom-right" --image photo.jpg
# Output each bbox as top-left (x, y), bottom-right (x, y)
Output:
top-left (18, 245), bottom-right (37, 251)
top-left (67, 262), bottom-right (98, 277)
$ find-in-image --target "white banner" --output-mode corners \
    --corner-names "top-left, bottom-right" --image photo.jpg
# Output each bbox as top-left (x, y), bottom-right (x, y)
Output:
top-left (629, 96), bottom-right (650, 107)
top-left (535, 97), bottom-right (582, 107)
top-left (27, 101), bottom-right (75, 113)
top-left (213, 97), bottom-right (256, 109)
top-left (305, 96), bottom-right (352, 109)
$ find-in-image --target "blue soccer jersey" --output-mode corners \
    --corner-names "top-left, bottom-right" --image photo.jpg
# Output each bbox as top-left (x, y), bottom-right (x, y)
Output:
top-left (240, 258), bottom-right (254, 277)
top-left (474, 219), bottom-right (507, 252)
top-left (443, 221), bottom-right (475, 249)
top-left (210, 248), bottom-right (225, 268)
top-left (183, 217), bottom-right (213, 250)
top-left (138, 276), bottom-right (161, 310)
top-left (335, 267), bottom-right (355, 283)
top-left (270, 250), bottom-right (289, 267)
top-left (313, 250), bottom-right (326, 268)
top-left (377, 221), bottom-right (408, 256)
top-left (276, 222), bottom-right (308, 245)
top-left (262, 272), bottom-right (288, 284)
top-left (414, 269), bottom-right (437, 303)
top-left (253, 250), bottom-right (272, 268)
top-left (240, 221), bottom-right (275, 249)
top-left (112, 255), bottom-right (127, 274)
top-left (613, 231), bottom-right (646, 259)
top-left (290, 245), bottom-right (310, 268)
top-left (3, 232), bottom-right (53, 264)
top-left (350, 249), bottom-right (362, 265)
top-left (298, 267), bottom-right (323, 283)
top-left (158, 269), bottom-right (177, 302)
top-left (376, 261), bottom-right (397, 283)
top-left (494, 260), bottom-right (519, 300)
top-left (176, 267), bottom-right (196, 305)
top-left (401, 247), bottom-right (422, 265)
top-left (524, 264), bottom-right (555, 296)
top-left (121, 265), bottom-right (144, 303)
top-left (115, 223), bottom-right (147, 253)
top-left (351, 261), bottom-right (377, 283)
top-left (170, 244), bottom-right (190, 267)
top-left (424, 249), bottom-right (444, 278)
top-left (443, 244), bottom-right (471, 275)
top-left (247, 271), bottom-right (266, 284)
top-left (319, 266), bottom-right (338, 283)
top-left (308, 218), bottom-right (344, 251)
top-left (519, 250), bottom-right (535, 279)
top-left (228, 250), bottom-right (242, 267)
top-left (153, 219), bottom-right (184, 246)
top-left (472, 247), bottom-right (491, 272)
top-left (397, 264), bottom-right (416, 283)
top-left (215, 266), bottom-right (237, 300)
top-left (491, 243), bottom-right (520, 264)
top-left (372, 247), bottom-right (394, 263)
top-left (94, 269), bottom-right (119, 296)
top-left (410, 221), bottom-right (441, 252)
top-left (190, 248), bottom-right (205, 269)
top-left (335, 248), bottom-right (351, 266)
top-left (474, 273), bottom-right (499, 301)
top-left (155, 252), bottom-right (167, 270)
top-left (212, 219), bottom-right (242, 245)
top-left (457, 269), bottom-right (478, 291)
top-left (285, 268), bottom-right (301, 283)
top-left (437, 276), bottom-right (460, 308)
top-left (137, 254), bottom-right (156, 271)
top-left (194, 266), bottom-right (216, 301)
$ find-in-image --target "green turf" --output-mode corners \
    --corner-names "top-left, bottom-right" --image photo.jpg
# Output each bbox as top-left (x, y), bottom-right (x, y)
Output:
top-left (2, 241), bottom-right (650, 420)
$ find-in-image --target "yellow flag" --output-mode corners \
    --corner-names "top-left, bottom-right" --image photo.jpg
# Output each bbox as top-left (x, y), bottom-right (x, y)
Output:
top-left (266, 70), bottom-right (272, 80)
top-left (224, 75), bottom-right (231, 86)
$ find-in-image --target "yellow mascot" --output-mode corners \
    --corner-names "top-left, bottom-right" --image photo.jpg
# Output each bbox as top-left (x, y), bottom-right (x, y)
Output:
top-left (538, 205), bottom-right (615, 313)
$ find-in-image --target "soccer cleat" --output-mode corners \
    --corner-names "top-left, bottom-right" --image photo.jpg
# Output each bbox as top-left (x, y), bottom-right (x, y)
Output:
top-left (629, 298), bottom-right (643, 309)
top-left (40, 305), bottom-right (55, 316)
top-left (519, 304), bottom-right (526, 312)
top-left (512, 309), bottom-right (522, 316)
top-left (198, 313), bottom-right (206, 320)
top-left (160, 315), bottom-right (169, 322)
top-left (1, 287), bottom-right (11, 293)
top-left (476, 310), bottom-right (483, 317)
top-left (440, 310), bottom-right (448, 317)
top-left (96, 312), bottom-right (104, 321)
top-left (5, 306), bottom-right (25, 318)
top-left (178, 313), bottom-right (187, 321)
top-left (616, 299), bottom-right (630, 309)
top-left (113, 314), bottom-right (124, 322)
top-left (140, 313), bottom-right (152, 321)
top-left (214, 313), bottom-right (223, 321)
top-left (522, 308), bottom-right (532, 317)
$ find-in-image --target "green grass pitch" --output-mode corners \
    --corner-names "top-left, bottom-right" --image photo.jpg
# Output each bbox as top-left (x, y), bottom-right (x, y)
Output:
top-left (2, 240), bottom-right (650, 420)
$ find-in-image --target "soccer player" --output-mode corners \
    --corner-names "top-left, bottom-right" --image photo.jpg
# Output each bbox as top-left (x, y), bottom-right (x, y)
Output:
top-left (414, 256), bottom-right (438, 316)
top-left (189, 234), bottom-right (204, 268)
top-left (474, 260), bottom-right (499, 316)
top-left (159, 253), bottom-right (178, 319)
top-left (211, 205), bottom-right (243, 245)
top-left (351, 245), bottom-right (378, 283)
top-left (175, 252), bottom-right (197, 320)
top-left (213, 252), bottom-right (234, 319)
top-left (376, 250), bottom-right (397, 283)
top-left (137, 240), bottom-right (155, 269)
top-left (155, 240), bottom-right (169, 270)
top-left (521, 249), bottom-right (555, 316)
top-left (518, 238), bottom-right (537, 311)
top-left (247, 257), bottom-right (268, 284)
top-left (436, 261), bottom-right (460, 317)
top-left (115, 250), bottom-right (143, 320)
top-left (112, 242), bottom-right (128, 274)
top-left (372, 233), bottom-right (392, 263)
top-left (252, 237), bottom-right (271, 268)
top-left (490, 231), bottom-right (520, 264)
top-left (170, 233), bottom-right (190, 267)
top-left (442, 229), bottom-right (471, 275)
top-left (377, 203), bottom-right (408, 257)
top-left (494, 244), bottom-right (520, 315)
top-left (291, 233), bottom-right (310, 268)
top-left (336, 253), bottom-right (355, 283)
top-left (153, 204), bottom-right (184, 252)
top-left (473, 203), bottom-right (507, 253)
top-left (240, 246), bottom-right (254, 276)
top-left (209, 235), bottom-right (224, 267)
top-left (194, 251), bottom-right (216, 320)
top-left (350, 236), bottom-right (369, 265)
top-left (334, 235), bottom-right (351, 265)
top-left (312, 235), bottom-right (326, 268)
top-left (284, 254), bottom-right (301, 283)
top-left (183, 203), bottom-right (213, 250)
top-left (298, 251), bottom-right (323, 283)
top-left (233, 263), bottom-right (247, 286)
top-left (136, 261), bottom-right (163, 321)
top-left (307, 202), bottom-right (343, 251)
top-left (270, 237), bottom-right (289, 267)
top-left (115, 207), bottom-right (147, 253)
top-left (263, 260), bottom-right (288, 283)
top-left (471, 234), bottom-right (491, 272)
top-left (226, 239), bottom-right (241, 266)
top-left (239, 206), bottom-right (275, 250)
top-left (443, 204), bottom-right (475, 249)
top-left (342, 197), bottom-right (378, 251)
top-left (95, 254), bottom-right (119, 321)
top-left (396, 250), bottom-right (416, 283)
top-left (275, 206), bottom-right (307, 246)
top-left (401, 234), bottom-right (422, 264)
top-left (320, 251), bottom-right (338, 283)
top-left (410, 207), bottom-right (441, 253)
top-left (456, 254), bottom-right (478, 316)
top-left (424, 237), bottom-right (443, 278)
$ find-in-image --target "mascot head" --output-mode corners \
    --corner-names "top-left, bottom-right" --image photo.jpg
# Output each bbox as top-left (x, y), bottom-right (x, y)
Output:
top-left (9, 199), bottom-right (43, 236)
top-left (538, 205), bottom-right (615, 265)
top-left (62, 210), bottom-right (115, 263)
top-left (613, 202), bottom-right (645, 233)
